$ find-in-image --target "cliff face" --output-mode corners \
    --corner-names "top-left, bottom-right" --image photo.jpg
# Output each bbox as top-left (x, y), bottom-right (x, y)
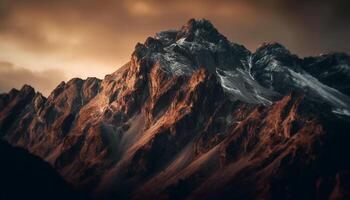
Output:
top-left (1, 19), bottom-right (350, 200)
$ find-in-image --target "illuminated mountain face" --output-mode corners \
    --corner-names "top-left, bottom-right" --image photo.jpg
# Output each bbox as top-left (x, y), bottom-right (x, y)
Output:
top-left (1, 19), bottom-right (350, 200)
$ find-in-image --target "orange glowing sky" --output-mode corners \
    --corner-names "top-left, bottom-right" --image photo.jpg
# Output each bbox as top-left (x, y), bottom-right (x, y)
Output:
top-left (1, 0), bottom-right (349, 95)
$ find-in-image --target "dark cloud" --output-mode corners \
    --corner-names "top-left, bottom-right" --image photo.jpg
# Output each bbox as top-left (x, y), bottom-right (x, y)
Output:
top-left (0, 0), bottom-right (350, 56)
top-left (0, 0), bottom-right (349, 95)
top-left (1, 0), bottom-right (349, 57)
top-left (0, 61), bottom-right (66, 96)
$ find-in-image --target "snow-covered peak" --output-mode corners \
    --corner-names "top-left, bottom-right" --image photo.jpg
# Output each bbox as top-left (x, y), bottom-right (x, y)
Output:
top-left (132, 19), bottom-right (350, 115)
top-left (255, 42), bottom-right (292, 57)
top-left (250, 46), bottom-right (350, 115)
top-left (146, 19), bottom-right (250, 76)
top-left (155, 19), bottom-right (232, 50)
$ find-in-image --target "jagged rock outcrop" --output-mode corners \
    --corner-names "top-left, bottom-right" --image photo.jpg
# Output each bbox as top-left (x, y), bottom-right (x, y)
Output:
top-left (0, 19), bottom-right (350, 200)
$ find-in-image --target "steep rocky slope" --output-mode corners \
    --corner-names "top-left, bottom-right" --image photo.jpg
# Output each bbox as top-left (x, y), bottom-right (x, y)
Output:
top-left (0, 19), bottom-right (350, 200)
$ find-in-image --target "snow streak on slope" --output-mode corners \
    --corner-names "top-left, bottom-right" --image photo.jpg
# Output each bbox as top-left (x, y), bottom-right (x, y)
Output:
top-left (287, 69), bottom-right (350, 115)
top-left (332, 108), bottom-right (350, 116)
top-left (156, 51), bottom-right (193, 76)
top-left (216, 68), bottom-right (275, 105)
top-left (154, 34), bottom-right (224, 76)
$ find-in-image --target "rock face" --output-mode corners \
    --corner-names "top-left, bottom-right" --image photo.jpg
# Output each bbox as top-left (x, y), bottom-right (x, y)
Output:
top-left (1, 19), bottom-right (350, 200)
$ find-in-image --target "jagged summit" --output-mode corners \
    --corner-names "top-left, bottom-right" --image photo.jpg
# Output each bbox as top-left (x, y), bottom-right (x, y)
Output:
top-left (175, 18), bottom-right (225, 43)
top-left (179, 18), bottom-right (217, 34)
top-left (154, 19), bottom-right (239, 50)
top-left (134, 19), bottom-right (250, 79)
top-left (255, 42), bottom-right (292, 56)
top-left (131, 19), bottom-right (350, 112)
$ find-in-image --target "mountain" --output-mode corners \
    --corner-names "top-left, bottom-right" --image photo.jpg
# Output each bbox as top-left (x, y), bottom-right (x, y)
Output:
top-left (1, 19), bottom-right (350, 199)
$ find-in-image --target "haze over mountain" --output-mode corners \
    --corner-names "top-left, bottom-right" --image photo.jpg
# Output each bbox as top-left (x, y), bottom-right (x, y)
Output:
top-left (0, 19), bottom-right (350, 200)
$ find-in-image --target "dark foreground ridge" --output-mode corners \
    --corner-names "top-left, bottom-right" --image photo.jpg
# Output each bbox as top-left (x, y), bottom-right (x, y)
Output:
top-left (0, 140), bottom-right (85, 200)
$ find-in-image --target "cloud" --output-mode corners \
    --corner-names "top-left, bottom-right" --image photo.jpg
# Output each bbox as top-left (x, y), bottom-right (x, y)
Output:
top-left (0, 61), bottom-right (66, 96)
top-left (0, 0), bottom-right (349, 95)
top-left (0, 0), bottom-right (349, 58)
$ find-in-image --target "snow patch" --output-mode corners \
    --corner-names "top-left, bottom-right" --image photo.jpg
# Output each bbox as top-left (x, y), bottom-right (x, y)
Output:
top-left (216, 68), bottom-right (276, 105)
top-left (288, 69), bottom-right (350, 108)
top-left (247, 55), bottom-right (254, 80)
top-left (332, 108), bottom-right (350, 116)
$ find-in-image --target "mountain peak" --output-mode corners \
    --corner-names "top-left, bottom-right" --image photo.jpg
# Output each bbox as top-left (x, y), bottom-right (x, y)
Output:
top-left (254, 41), bottom-right (296, 63)
top-left (175, 18), bottom-right (224, 43)
top-left (18, 84), bottom-right (36, 98)
top-left (180, 18), bottom-right (217, 33)
top-left (256, 42), bottom-right (289, 54)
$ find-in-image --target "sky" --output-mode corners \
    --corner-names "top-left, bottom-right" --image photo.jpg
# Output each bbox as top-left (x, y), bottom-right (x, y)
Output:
top-left (0, 0), bottom-right (349, 96)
